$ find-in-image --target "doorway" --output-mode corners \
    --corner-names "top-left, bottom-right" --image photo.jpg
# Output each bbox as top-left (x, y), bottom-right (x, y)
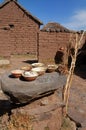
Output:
top-left (75, 42), bottom-right (86, 79)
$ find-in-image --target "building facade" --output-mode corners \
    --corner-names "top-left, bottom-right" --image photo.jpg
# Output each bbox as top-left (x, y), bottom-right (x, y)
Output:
top-left (0, 0), bottom-right (42, 57)
top-left (0, 0), bottom-right (86, 66)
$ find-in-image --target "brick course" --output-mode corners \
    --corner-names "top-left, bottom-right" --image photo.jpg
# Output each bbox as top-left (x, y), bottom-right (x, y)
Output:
top-left (39, 31), bottom-right (86, 64)
top-left (39, 31), bottom-right (70, 63)
top-left (0, 1), bottom-right (40, 57)
top-left (0, 0), bottom-right (86, 65)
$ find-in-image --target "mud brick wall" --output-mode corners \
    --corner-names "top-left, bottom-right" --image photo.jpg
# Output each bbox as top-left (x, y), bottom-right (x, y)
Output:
top-left (0, 1), bottom-right (39, 57)
top-left (39, 31), bottom-right (86, 64)
top-left (0, 1), bottom-right (85, 60)
top-left (39, 31), bottom-right (70, 63)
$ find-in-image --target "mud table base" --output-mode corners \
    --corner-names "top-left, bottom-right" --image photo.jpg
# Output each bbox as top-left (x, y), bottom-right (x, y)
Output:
top-left (1, 72), bottom-right (66, 104)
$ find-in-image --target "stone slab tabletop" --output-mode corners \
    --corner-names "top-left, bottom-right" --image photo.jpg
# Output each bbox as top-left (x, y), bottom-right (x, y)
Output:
top-left (1, 72), bottom-right (66, 104)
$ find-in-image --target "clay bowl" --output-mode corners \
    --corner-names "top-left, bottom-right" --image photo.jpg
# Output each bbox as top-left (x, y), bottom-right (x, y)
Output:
top-left (11, 69), bottom-right (23, 78)
top-left (31, 67), bottom-right (47, 76)
top-left (21, 65), bottom-right (32, 71)
top-left (32, 63), bottom-right (45, 68)
top-left (47, 64), bottom-right (58, 73)
top-left (22, 71), bottom-right (38, 81)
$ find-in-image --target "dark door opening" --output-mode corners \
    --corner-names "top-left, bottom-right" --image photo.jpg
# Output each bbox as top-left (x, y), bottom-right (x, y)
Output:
top-left (76, 41), bottom-right (86, 67)
top-left (75, 42), bottom-right (86, 79)
top-left (54, 51), bottom-right (64, 64)
top-left (68, 56), bottom-right (72, 68)
top-left (76, 52), bottom-right (86, 66)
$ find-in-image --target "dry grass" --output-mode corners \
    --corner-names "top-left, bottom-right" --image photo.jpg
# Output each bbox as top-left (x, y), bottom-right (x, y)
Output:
top-left (61, 117), bottom-right (76, 130)
top-left (11, 54), bottom-right (37, 59)
top-left (7, 113), bottom-right (33, 130)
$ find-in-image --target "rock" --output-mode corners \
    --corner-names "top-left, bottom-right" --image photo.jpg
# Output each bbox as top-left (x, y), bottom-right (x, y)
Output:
top-left (0, 60), bottom-right (10, 66)
top-left (8, 92), bottom-right (65, 130)
top-left (68, 75), bottom-right (86, 130)
top-left (61, 117), bottom-right (76, 130)
top-left (40, 97), bottom-right (49, 106)
top-left (78, 128), bottom-right (86, 130)
top-left (1, 72), bottom-right (66, 104)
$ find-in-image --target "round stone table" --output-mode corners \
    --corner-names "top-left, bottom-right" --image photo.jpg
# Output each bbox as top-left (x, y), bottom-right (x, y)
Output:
top-left (1, 72), bottom-right (66, 104)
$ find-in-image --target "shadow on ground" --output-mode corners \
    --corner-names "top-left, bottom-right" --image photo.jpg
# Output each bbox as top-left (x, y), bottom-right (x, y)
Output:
top-left (23, 59), bottom-right (38, 64)
top-left (0, 100), bottom-right (11, 116)
top-left (0, 100), bottom-right (27, 116)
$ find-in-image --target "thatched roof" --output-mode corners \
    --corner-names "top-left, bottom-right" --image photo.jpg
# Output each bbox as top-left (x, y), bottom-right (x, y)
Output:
top-left (41, 22), bottom-right (71, 32)
top-left (0, 0), bottom-right (43, 25)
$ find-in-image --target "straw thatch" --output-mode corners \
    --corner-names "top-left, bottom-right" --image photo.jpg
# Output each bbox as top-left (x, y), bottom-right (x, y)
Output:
top-left (41, 22), bottom-right (71, 32)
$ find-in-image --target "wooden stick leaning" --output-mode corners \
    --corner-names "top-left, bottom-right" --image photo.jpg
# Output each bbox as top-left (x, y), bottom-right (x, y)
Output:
top-left (63, 31), bottom-right (85, 115)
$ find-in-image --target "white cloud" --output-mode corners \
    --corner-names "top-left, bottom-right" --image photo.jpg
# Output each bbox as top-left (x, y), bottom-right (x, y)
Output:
top-left (63, 10), bottom-right (86, 30)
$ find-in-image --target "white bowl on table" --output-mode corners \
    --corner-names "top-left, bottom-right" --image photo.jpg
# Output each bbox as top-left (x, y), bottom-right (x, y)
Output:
top-left (47, 64), bottom-right (58, 73)
top-left (11, 69), bottom-right (23, 78)
top-left (31, 67), bottom-right (47, 76)
top-left (22, 71), bottom-right (38, 81)
top-left (32, 63), bottom-right (45, 68)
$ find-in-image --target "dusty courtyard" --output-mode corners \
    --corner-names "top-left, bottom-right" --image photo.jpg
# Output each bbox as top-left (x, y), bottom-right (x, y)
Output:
top-left (0, 55), bottom-right (86, 130)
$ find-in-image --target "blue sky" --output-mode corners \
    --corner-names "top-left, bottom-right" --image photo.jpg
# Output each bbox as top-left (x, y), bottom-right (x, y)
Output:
top-left (0, 0), bottom-right (86, 30)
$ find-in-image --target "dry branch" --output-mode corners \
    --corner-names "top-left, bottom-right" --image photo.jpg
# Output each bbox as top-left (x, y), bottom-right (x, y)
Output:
top-left (63, 31), bottom-right (85, 115)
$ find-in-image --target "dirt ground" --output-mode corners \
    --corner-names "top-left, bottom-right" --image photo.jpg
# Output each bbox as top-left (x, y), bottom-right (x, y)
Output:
top-left (68, 66), bottom-right (86, 130)
top-left (0, 55), bottom-right (86, 130)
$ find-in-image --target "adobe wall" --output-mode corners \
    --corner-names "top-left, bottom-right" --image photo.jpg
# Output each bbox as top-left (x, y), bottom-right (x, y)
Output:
top-left (39, 31), bottom-right (70, 64)
top-left (0, 1), bottom-right (85, 62)
top-left (0, 1), bottom-right (39, 57)
top-left (39, 31), bottom-right (86, 64)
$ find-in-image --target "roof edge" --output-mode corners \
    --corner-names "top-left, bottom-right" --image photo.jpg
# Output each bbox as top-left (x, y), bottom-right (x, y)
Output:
top-left (0, 0), bottom-right (43, 25)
